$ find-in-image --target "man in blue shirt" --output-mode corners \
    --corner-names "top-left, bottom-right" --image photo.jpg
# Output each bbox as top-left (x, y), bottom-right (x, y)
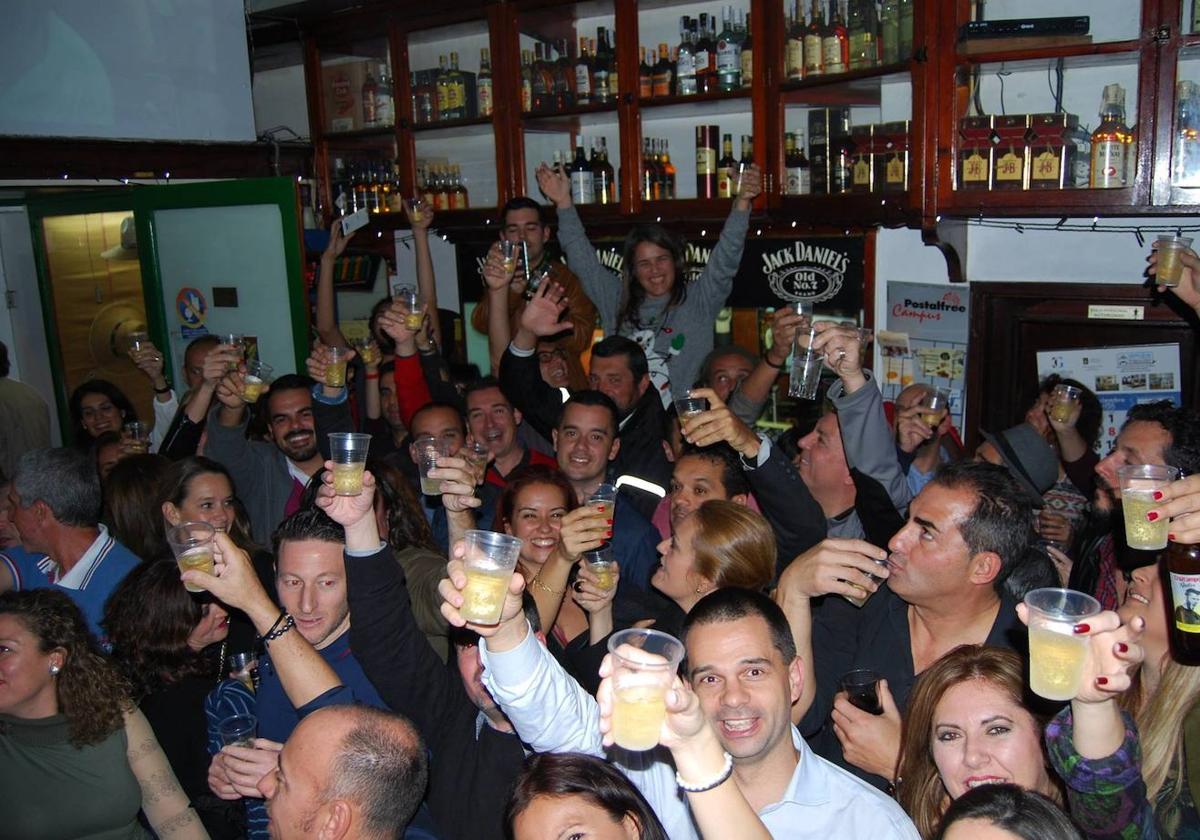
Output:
top-left (0, 447), bottom-right (140, 647)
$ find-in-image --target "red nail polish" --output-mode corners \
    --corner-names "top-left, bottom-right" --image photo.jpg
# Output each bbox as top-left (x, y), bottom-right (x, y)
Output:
top-left (1153, 490), bottom-right (1164, 501)
top-left (1147, 511), bottom-right (1159, 522)
top-left (597, 505), bottom-right (605, 512)
top-left (1096, 676), bottom-right (1108, 686)
top-left (607, 519), bottom-right (614, 525)
top-left (1073, 623), bottom-right (1090, 634)
top-left (1170, 533), bottom-right (1178, 541)
top-left (1117, 642), bottom-right (1129, 654)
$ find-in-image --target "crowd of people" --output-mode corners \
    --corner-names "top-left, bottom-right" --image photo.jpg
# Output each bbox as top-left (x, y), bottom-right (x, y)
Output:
top-left (2, 167), bottom-right (1200, 840)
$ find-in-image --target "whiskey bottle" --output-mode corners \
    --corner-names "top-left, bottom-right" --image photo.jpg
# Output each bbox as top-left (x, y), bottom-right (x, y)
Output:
top-left (1090, 83), bottom-right (1132, 188)
top-left (804, 1), bottom-right (825, 77)
top-left (477, 49), bottom-right (493, 117)
top-left (718, 133), bottom-right (737, 198)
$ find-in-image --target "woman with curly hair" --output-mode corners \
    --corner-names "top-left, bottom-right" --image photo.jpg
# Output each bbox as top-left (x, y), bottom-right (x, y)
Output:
top-left (104, 560), bottom-right (236, 837)
top-left (0, 588), bottom-right (206, 839)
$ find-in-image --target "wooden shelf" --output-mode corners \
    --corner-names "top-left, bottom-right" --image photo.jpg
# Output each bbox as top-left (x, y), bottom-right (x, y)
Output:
top-left (521, 101), bottom-right (619, 130)
top-left (940, 186), bottom-right (1141, 217)
top-left (955, 38), bottom-right (1141, 67)
top-left (411, 115), bottom-right (494, 133)
top-left (780, 62), bottom-right (910, 95)
top-left (638, 89), bottom-right (751, 110)
top-left (323, 126), bottom-right (398, 141)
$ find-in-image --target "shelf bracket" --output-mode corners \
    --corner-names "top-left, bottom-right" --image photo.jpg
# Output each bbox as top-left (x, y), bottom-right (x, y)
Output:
top-left (921, 216), bottom-right (969, 283)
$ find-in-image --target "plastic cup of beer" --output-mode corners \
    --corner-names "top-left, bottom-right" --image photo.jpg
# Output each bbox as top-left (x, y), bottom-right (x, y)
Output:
top-left (167, 521), bottom-right (216, 594)
top-left (329, 432), bottom-right (371, 496)
top-left (587, 483), bottom-right (618, 516)
top-left (1118, 464), bottom-right (1180, 550)
top-left (123, 421), bottom-right (149, 452)
top-left (606, 628), bottom-right (686, 751)
top-left (416, 434), bottom-right (450, 495)
top-left (500, 239), bottom-right (519, 276)
top-left (241, 359), bottom-right (273, 404)
top-left (353, 336), bottom-right (381, 367)
top-left (459, 529), bottom-right (524, 625)
top-left (127, 330), bottom-right (149, 355)
top-left (463, 440), bottom-right (490, 483)
top-left (919, 388), bottom-right (950, 429)
top-left (218, 713), bottom-right (258, 748)
top-left (218, 334), bottom-right (245, 370)
top-left (406, 196), bottom-right (426, 224)
top-left (395, 287), bottom-right (425, 331)
top-left (673, 394), bottom-right (707, 421)
top-left (325, 345), bottom-right (349, 388)
top-left (840, 669), bottom-right (884, 715)
top-left (227, 652), bottom-right (258, 692)
top-left (1155, 234), bottom-right (1193, 287)
top-left (1024, 587), bottom-right (1101, 701)
top-left (788, 325), bottom-right (822, 400)
top-left (1049, 383), bottom-right (1082, 424)
top-left (582, 546), bottom-right (618, 591)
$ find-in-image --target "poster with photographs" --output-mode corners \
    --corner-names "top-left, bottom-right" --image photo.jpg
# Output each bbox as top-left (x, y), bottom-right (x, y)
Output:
top-left (1035, 344), bottom-right (1183, 453)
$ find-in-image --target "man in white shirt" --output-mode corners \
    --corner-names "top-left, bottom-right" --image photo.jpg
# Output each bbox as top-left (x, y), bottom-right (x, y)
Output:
top-left (462, 577), bottom-right (918, 839)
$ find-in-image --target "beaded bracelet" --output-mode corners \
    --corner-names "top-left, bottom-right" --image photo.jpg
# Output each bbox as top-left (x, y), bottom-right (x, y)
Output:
top-left (675, 751), bottom-right (734, 793)
top-left (261, 612), bottom-right (295, 645)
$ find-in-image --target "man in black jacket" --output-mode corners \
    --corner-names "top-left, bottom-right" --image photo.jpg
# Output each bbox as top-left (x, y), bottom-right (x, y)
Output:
top-left (333, 470), bottom-right (536, 840)
top-left (498, 283), bottom-right (671, 520)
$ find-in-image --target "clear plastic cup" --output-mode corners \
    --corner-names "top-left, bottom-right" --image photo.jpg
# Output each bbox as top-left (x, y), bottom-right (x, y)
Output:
top-left (406, 196), bottom-right (426, 224)
top-left (462, 440), bottom-right (490, 484)
top-left (607, 628), bottom-right (686, 751)
top-left (459, 529), bottom-right (524, 625)
top-left (395, 287), bottom-right (425, 331)
top-left (1155, 234), bottom-right (1193, 287)
top-left (227, 652), bottom-right (258, 692)
top-left (1049, 383), bottom-right (1081, 424)
top-left (840, 669), bottom-right (883, 715)
top-left (167, 521), bottom-right (216, 594)
top-left (582, 546), bottom-right (617, 591)
top-left (242, 359), bottom-right (273, 404)
top-left (329, 432), bottom-right (371, 496)
top-left (123, 421), bottom-right (149, 452)
top-left (1118, 464), bottom-right (1181, 550)
top-left (416, 434), bottom-right (451, 495)
top-left (500, 239), bottom-right (518, 276)
top-left (325, 345), bottom-right (349, 388)
top-left (673, 394), bottom-right (707, 420)
top-left (788, 324), bottom-right (822, 400)
top-left (218, 713), bottom-right (257, 747)
top-left (919, 388), bottom-right (950, 429)
top-left (218, 334), bottom-right (245, 370)
top-left (1024, 587), bottom-right (1101, 701)
top-left (353, 336), bottom-right (381, 366)
top-left (587, 483), bottom-right (618, 516)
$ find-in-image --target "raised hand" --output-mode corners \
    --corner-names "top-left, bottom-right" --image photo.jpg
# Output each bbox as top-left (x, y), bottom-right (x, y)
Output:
top-left (765, 306), bottom-right (806, 367)
top-left (734, 163), bottom-right (763, 208)
top-left (810, 322), bottom-right (867, 383)
top-left (482, 241), bottom-right (515, 293)
top-left (322, 217), bottom-right (355, 263)
top-left (895, 404), bottom-right (936, 453)
top-left (1148, 243), bottom-right (1200, 312)
top-left (129, 342), bottom-right (166, 384)
top-left (1016, 606), bottom-right (1144, 703)
top-left (1148, 473), bottom-right (1200, 543)
top-left (778, 538), bottom-right (890, 602)
top-left (518, 280), bottom-right (569, 338)
top-left (535, 162), bottom-right (572, 209)
top-left (181, 531), bottom-right (269, 614)
top-left (404, 198), bottom-right (434, 232)
top-left (679, 387), bottom-right (760, 458)
top-left (376, 299), bottom-right (421, 351)
top-left (573, 561), bottom-right (619, 615)
top-left (438, 553), bottom-right (526, 640)
top-left (558, 506), bottom-right (610, 564)
top-left (430, 455), bottom-right (482, 513)
top-left (313, 463), bottom-right (376, 528)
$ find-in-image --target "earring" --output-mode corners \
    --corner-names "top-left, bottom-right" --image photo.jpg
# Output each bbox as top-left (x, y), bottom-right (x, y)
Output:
top-left (49, 664), bottom-right (61, 675)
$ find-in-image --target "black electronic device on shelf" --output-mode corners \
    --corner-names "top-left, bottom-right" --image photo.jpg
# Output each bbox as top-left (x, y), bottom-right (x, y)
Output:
top-left (959, 16), bottom-right (1090, 42)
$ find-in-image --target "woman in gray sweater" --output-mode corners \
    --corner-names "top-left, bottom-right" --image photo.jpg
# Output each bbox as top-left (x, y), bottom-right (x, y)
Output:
top-left (534, 161), bottom-right (761, 407)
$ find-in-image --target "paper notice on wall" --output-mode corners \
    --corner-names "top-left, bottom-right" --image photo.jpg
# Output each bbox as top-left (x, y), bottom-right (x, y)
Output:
top-left (1035, 344), bottom-right (1183, 452)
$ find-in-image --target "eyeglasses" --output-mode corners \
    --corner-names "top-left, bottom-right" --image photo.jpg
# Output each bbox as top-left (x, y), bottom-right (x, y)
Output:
top-left (537, 349), bottom-right (567, 364)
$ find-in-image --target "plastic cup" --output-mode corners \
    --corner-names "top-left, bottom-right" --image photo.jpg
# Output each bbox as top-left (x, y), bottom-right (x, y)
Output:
top-left (167, 521), bottom-right (216, 594)
top-left (1155, 234), bottom-right (1193, 287)
top-left (788, 324), bottom-right (822, 400)
top-left (353, 337), bottom-right (381, 366)
top-left (127, 330), bottom-right (149, 354)
top-left (1024, 587), bottom-right (1102, 701)
top-left (459, 529), bottom-right (524, 625)
top-left (463, 440), bottom-right (489, 483)
top-left (395, 287), bottom-right (425, 331)
top-left (500, 239), bottom-right (518, 276)
top-left (1049, 383), bottom-right (1081, 424)
top-left (606, 628), bottom-right (686, 751)
top-left (329, 432), bottom-right (371, 496)
top-left (406, 196), bottom-right (426, 224)
top-left (218, 713), bottom-right (258, 747)
top-left (840, 669), bottom-right (883, 715)
top-left (1118, 464), bottom-right (1181, 550)
top-left (416, 434), bottom-right (451, 495)
top-left (325, 345), bottom-right (349, 388)
top-left (227, 652), bottom-right (258, 692)
top-left (241, 359), bottom-right (273, 404)
top-left (582, 546), bottom-right (617, 591)
top-left (123, 421), bottom-right (149, 452)
top-left (587, 483), bottom-right (618, 516)
top-left (673, 394), bottom-right (707, 421)
top-left (218, 334), bottom-right (245, 370)
top-left (919, 388), bottom-right (950, 429)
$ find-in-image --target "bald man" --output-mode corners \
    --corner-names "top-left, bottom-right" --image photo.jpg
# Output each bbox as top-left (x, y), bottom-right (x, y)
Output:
top-left (258, 705), bottom-right (428, 840)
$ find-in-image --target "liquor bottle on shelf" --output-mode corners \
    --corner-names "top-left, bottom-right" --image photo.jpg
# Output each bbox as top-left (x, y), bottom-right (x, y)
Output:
top-left (593, 138), bottom-right (616, 204)
top-left (1090, 83), bottom-right (1133, 189)
top-left (1164, 540), bottom-right (1200, 665)
top-left (847, 0), bottom-right (877, 70)
top-left (412, 72), bottom-right (432, 125)
top-left (831, 112), bottom-right (854, 193)
top-left (739, 134), bottom-right (754, 192)
top-left (740, 11), bottom-right (752, 89)
top-left (532, 44), bottom-right (550, 112)
top-left (694, 13), bottom-right (713, 94)
top-left (477, 49), bottom-right (493, 117)
top-left (717, 133), bottom-right (737, 198)
top-left (639, 48), bottom-right (652, 98)
top-left (608, 29), bottom-right (619, 96)
top-left (642, 139), bottom-right (657, 200)
top-left (554, 40), bottom-right (574, 110)
top-left (361, 66), bottom-right (378, 127)
top-left (898, 0), bottom-right (914, 60)
top-left (716, 6), bottom-right (741, 92)
top-left (387, 162), bottom-right (404, 213)
top-left (448, 52), bottom-right (466, 120)
top-left (594, 28), bottom-right (613, 104)
top-left (653, 44), bottom-right (674, 97)
top-left (578, 37), bottom-right (594, 107)
top-left (661, 139), bottom-right (677, 200)
top-left (332, 157), bottom-right (350, 213)
top-left (696, 125), bottom-right (718, 198)
top-left (435, 55), bottom-right (451, 121)
top-left (823, 0), bottom-right (848, 75)
top-left (1174, 81), bottom-right (1200, 186)
top-left (375, 163), bottom-right (391, 213)
top-left (571, 145), bottom-right (595, 204)
top-left (786, 1), bottom-right (805, 80)
top-left (785, 132), bottom-right (813, 195)
top-left (519, 50), bottom-right (533, 113)
top-left (375, 63), bottom-right (394, 126)
top-left (805, 1), bottom-right (825, 77)
top-left (880, 0), bottom-right (900, 64)
top-left (677, 17), bottom-right (697, 96)
top-left (450, 165), bottom-right (469, 209)
top-left (419, 166), bottom-right (436, 208)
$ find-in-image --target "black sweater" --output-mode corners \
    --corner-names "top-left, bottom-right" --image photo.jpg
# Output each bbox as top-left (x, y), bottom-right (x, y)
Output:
top-left (346, 546), bottom-right (525, 840)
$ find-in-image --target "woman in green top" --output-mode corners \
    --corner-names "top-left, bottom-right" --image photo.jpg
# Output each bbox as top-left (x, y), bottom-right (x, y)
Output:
top-left (0, 589), bottom-right (207, 839)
